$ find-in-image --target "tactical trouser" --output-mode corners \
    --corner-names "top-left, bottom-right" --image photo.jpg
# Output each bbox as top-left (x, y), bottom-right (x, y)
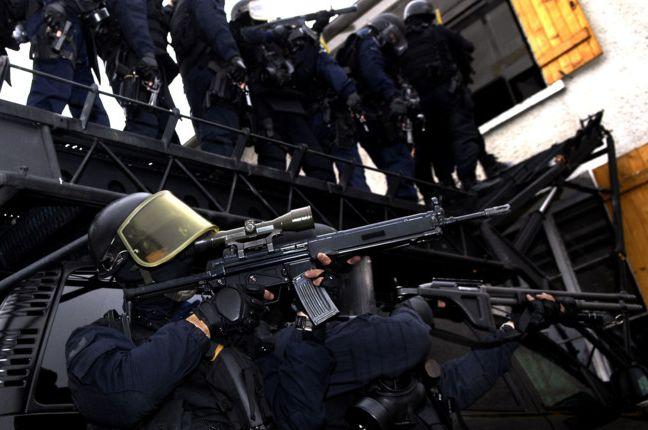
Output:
top-left (183, 63), bottom-right (239, 156)
top-left (257, 307), bottom-right (432, 429)
top-left (27, 18), bottom-right (109, 127)
top-left (359, 118), bottom-right (418, 201)
top-left (420, 84), bottom-right (481, 187)
top-left (110, 77), bottom-right (179, 143)
top-left (309, 110), bottom-right (370, 192)
top-left (253, 99), bottom-right (336, 182)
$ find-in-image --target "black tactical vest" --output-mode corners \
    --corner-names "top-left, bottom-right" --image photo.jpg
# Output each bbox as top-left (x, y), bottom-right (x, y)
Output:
top-left (401, 22), bottom-right (458, 90)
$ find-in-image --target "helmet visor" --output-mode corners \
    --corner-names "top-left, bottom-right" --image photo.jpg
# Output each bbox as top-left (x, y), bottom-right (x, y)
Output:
top-left (117, 191), bottom-right (217, 268)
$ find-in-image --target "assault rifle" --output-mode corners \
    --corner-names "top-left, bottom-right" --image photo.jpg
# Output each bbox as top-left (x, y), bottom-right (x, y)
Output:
top-left (124, 199), bottom-right (510, 324)
top-left (397, 279), bottom-right (643, 331)
top-left (243, 6), bottom-right (358, 34)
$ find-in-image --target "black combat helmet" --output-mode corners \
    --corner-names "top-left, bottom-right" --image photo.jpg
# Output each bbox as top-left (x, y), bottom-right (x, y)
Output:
top-left (403, 0), bottom-right (436, 22)
top-left (230, 0), bottom-right (250, 22)
top-left (367, 13), bottom-right (408, 56)
top-left (89, 192), bottom-right (151, 276)
top-left (89, 191), bottom-right (218, 277)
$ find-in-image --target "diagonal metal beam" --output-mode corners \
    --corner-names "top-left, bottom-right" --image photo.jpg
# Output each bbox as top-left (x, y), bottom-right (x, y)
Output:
top-left (98, 141), bottom-right (150, 192)
top-left (173, 159), bottom-right (224, 212)
top-left (70, 139), bottom-right (98, 184)
top-left (238, 174), bottom-right (279, 217)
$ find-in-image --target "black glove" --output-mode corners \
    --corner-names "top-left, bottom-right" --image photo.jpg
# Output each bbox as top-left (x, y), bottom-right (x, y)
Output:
top-left (389, 96), bottom-right (408, 117)
top-left (43, 2), bottom-right (67, 34)
top-left (137, 54), bottom-right (160, 84)
top-left (511, 299), bottom-right (563, 334)
top-left (193, 286), bottom-right (263, 340)
top-left (346, 92), bottom-right (362, 110)
top-left (227, 55), bottom-right (247, 84)
top-left (312, 11), bottom-right (331, 34)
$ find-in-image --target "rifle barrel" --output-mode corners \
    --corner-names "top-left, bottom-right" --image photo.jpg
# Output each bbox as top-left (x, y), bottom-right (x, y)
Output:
top-left (490, 298), bottom-right (643, 312)
top-left (483, 285), bottom-right (638, 302)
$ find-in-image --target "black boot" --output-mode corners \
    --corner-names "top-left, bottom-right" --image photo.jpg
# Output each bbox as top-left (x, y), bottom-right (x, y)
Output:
top-left (480, 153), bottom-right (511, 179)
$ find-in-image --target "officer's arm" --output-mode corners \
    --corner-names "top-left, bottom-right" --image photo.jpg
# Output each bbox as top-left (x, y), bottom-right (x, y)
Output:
top-left (357, 38), bottom-right (399, 101)
top-left (189, 0), bottom-right (240, 62)
top-left (66, 320), bottom-right (210, 428)
top-left (106, 0), bottom-right (156, 60)
top-left (316, 51), bottom-right (357, 99)
top-left (437, 328), bottom-right (519, 411)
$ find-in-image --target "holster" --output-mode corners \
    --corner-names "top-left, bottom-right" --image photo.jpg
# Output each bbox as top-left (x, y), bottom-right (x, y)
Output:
top-left (30, 22), bottom-right (76, 63)
top-left (118, 74), bottom-right (149, 106)
top-left (204, 60), bottom-right (244, 108)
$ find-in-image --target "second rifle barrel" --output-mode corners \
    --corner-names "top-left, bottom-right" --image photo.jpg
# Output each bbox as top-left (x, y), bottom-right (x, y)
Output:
top-left (483, 286), bottom-right (638, 302)
top-left (490, 298), bottom-right (643, 312)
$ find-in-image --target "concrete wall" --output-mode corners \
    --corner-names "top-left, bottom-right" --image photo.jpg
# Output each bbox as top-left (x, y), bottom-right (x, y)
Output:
top-left (483, 0), bottom-right (648, 165)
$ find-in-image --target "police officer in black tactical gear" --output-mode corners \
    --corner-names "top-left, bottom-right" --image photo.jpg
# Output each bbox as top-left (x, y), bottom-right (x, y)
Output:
top-left (24, 1), bottom-right (155, 128)
top-left (337, 13), bottom-right (418, 201)
top-left (229, 1), bottom-right (336, 183)
top-left (288, 21), bottom-right (371, 192)
top-left (169, 0), bottom-right (248, 156)
top-left (400, 0), bottom-right (509, 191)
top-left (96, 0), bottom-right (179, 141)
top-left (65, 191), bottom-right (571, 429)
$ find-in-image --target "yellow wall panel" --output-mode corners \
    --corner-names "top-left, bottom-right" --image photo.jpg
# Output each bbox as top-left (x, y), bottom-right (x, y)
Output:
top-left (510, 0), bottom-right (603, 84)
top-left (594, 144), bottom-right (648, 307)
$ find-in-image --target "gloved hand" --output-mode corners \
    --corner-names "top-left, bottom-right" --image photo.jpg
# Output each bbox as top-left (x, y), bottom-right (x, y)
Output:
top-left (192, 286), bottom-right (264, 340)
top-left (303, 252), bottom-right (361, 304)
top-left (510, 293), bottom-right (567, 334)
top-left (137, 54), bottom-right (160, 85)
top-left (43, 2), bottom-right (67, 34)
top-left (346, 92), bottom-right (362, 110)
top-left (389, 96), bottom-right (408, 117)
top-left (227, 55), bottom-right (247, 84)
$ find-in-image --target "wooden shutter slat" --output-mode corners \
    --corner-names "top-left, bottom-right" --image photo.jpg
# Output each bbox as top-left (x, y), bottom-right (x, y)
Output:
top-left (510, 0), bottom-right (603, 85)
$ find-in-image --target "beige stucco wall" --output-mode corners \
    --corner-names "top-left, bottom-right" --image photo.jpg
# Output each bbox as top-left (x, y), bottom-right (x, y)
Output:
top-left (483, 0), bottom-right (648, 165)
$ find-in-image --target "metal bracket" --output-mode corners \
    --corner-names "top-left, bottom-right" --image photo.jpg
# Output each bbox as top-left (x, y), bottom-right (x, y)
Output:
top-left (80, 84), bottom-right (99, 130)
top-left (161, 108), bottom-right (180, 148)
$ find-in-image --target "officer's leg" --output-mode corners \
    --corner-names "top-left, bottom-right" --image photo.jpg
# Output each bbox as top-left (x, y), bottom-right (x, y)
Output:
top-left (330, 144), bottom-right (371, 192)
top-left (309, 111), bottom-right (370, 192)
top-left (27, 58), bottom-right (75, 114)
top-left (360, 125), bottom-right (418, 201)
top-left (324, 306), bottom-right (432, 398)
top-left (253, 102), bottom-right (287, 170)
top-left (184, 65), bottom-right (236, 156)
top-left (446, 89), bottom-right (480, 188)
top-left (66, 62), bottom-right (109, 127)
top-left (123, 106), bottom-right (163, 139)
top-left (275, 112), bottom-right (336, 182)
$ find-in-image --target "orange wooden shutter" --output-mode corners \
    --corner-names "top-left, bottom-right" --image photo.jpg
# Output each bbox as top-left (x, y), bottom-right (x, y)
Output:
top-left (510, 0), bottom-right (603, 84)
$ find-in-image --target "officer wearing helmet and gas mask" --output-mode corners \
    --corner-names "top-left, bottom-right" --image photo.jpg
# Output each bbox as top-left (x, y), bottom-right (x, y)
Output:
top-left (66, 192), bottom-right (568, 429)
top-left (336, 13), bottom-right (418, 202)
top-left (399, 0), bottom-right (509, 190)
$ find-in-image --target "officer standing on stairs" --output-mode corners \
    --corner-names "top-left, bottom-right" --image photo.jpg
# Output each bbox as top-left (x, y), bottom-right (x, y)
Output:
top-left (169, 0), bottom-right (248, 156)
top-left (96, 0), bottom-right (179, 141)
top-left (229, 1), bottom-right (337, 183)
top-left (399, 0), bottom-right (509, 190)
top-left (337, 13), bottom-right (419, 201)
top-left (287, 23), bottom-right (371, 192)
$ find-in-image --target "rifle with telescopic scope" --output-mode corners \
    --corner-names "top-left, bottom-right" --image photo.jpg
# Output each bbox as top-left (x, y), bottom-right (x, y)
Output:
top-left (124, 199), bottom-right (511, 324)
top-left (123, 200), bottom-right (643, 328)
